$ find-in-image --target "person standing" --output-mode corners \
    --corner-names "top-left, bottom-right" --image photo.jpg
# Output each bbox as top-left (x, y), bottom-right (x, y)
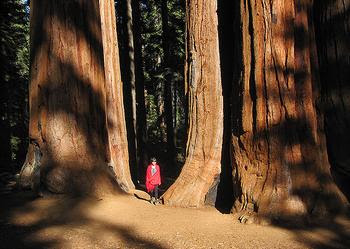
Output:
top-left (146, 157), bottom-right (161, 204)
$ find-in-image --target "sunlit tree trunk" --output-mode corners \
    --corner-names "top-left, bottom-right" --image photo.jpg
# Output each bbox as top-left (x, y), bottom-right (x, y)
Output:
top-left (314, 0), bottom-right (350, 202)
top-left (231, 0), bottom-right (348, 223)
top-left (100, 0), bottom-right (134, 192)
top-left (163, 0), bottom-right (223, 207)
top-left (19, 0), bottom-right (133, 195)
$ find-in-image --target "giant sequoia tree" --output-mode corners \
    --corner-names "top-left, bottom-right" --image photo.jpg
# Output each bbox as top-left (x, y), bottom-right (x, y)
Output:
top-left (18, 0), bottom-right (134, 195)
top-left (100, 0), bottom-right (134, 192)
top-left (12, 0), bottom-right (349, 223)
top-left (162, 0), bottom-right (223, 207)
top-left (230, 0), bottom-right (348, 223)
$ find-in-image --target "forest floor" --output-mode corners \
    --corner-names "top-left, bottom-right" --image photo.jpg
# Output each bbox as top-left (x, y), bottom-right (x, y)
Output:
top-left (0, 174), bottom-right (350, 249)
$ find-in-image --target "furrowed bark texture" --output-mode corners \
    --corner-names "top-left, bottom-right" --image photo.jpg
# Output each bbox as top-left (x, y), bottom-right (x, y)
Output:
top-left (314, 0), bottom-right (350, 201)
top-left (19, 0), bottom-right (132, 195)
top-left (100, 0), bottom-right (134, 192)
top-left (231, 0), bottom-right (347, 222)
top-left (162, 0), bottom-right (223, 207)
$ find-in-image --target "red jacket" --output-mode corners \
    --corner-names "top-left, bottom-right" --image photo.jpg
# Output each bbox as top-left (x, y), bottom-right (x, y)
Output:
top-left (145, 164), bottom-right (161, 192)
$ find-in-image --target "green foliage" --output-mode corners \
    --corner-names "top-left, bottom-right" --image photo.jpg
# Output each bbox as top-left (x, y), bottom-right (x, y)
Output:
top-left (145, 94), bottom-right (162, 142)
top-left (0, 0), bottom-right (29, 171)
top-left (115, 0), bottom-right (186, 149)
top-left (140, 0), bottom-right (186, 144)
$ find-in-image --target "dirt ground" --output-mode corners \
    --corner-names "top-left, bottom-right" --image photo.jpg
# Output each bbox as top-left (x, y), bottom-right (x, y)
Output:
top-left (0, 180), bottom-right (350, 249)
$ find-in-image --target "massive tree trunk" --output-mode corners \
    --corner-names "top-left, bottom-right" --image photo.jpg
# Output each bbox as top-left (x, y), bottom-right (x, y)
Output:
top-left (231, 0), bottom-right (348, 223)
top-left (18, 0), bottom-right (133, 195)
top-left (100, 0), bottom-right (134, 192)
top-left (314, 0), bottom-right (350, 202)
top-left (162, 0), bottom-right (223, 207)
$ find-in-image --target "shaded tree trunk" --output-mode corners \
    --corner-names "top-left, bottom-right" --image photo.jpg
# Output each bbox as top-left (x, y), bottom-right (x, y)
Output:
top-left (132, 0), bottom-right (147, 174)
top-left (161, 0), bottom-right (176, 162)
top-left (231, 0), bottom-right (348, 224)
top-left (119, 0), bottom-right (138, 182)
top-left (0, 114), bottom-right (12, 171)
top-left (314, 0), bottom-right (350, 202)
top-left (162, 0), bottom-right (223, 207)
top-left (126, 0), bottom-right (138, 167)
top-left (156, 81), bottom-right (167, 142)
top-left (0, 82), bottom-right (11, 170)
top-left (18, 0), bottom-right (133, 195)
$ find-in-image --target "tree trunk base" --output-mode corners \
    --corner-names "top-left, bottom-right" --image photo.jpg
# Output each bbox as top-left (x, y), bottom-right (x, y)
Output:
top-left (18, 142), bottom-right (41, 191)
top-left (232, 185), bottom-right (349, 225)
top-left (43, 166), bottom-right (123, 197)
top-left (162, 176), bottom-right (207, 207)
top-left (162, 161), bottom-right (220, 207)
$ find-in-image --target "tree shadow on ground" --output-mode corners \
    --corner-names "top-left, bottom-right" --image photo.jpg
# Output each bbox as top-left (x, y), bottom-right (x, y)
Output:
top-left (0, 190), bottom-right (168, 249)
top-left (269, 213), bottom-right (350, 249)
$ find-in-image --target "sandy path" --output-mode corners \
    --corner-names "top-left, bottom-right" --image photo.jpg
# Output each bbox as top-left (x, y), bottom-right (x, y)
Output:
top-left (0, 190), bottom-right (349, 249)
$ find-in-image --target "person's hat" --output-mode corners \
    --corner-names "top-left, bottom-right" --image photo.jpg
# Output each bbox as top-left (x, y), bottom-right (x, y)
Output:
top-left (150, 157), bottom-right (157, 162)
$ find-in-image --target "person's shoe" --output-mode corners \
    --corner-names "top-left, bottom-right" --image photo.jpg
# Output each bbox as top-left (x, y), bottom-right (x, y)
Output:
top-left (150, 197), bottom-right (155, 204)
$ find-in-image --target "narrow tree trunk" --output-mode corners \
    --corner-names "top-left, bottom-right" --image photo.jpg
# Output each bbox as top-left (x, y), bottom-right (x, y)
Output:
top-left (100, 0), bottom-right (134, 192)
top-left (0, 117), bottom-right (12, 171)
top-left (173, 80), bottom-right (178, 147)
top-left (231, 0), bottom-right (348, 224)
top-left (119, 0), bottom-right (138, 182)
top-left (162, 0), bottom-right (223, 207)
top-left (156, 81), bottom-right (167, 142)
top-left (125, 0), bottom-right (138, 166)
top-left (161, 0), bottom-right (176, 162)
top-left (19, 0), bottom-right (132, 195)
top-left (132, 0), bottom-right (147, 173)
top-left (314, 0), bottom-right (350, 201)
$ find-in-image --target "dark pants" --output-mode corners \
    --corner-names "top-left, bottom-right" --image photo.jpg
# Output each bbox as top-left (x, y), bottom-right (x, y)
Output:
top-left (150, 185), bottom-right (159, 199)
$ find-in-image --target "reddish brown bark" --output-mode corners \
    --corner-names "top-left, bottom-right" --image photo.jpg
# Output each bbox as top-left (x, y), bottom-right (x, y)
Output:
top-left (19, 0), bottom-right (133, 195)
top-left (231, 0), bottom-right (348, 223)
top-left (100, 0), bottom-right (134, 192)
top-left (162, 0), bottom-right (223, 207)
